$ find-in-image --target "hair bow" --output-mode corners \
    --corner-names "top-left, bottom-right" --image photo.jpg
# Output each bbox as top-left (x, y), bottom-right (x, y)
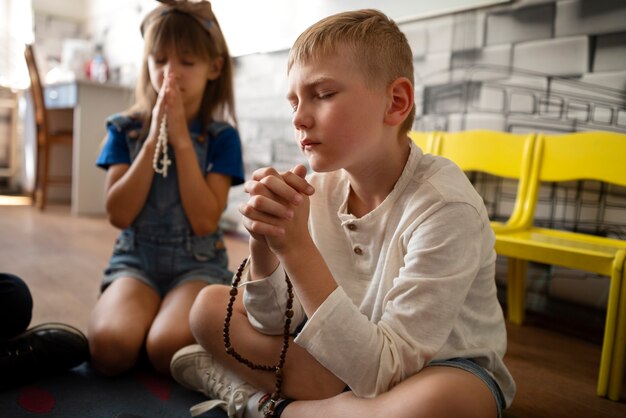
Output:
top-left (140, 0), bottom-right (216, 37)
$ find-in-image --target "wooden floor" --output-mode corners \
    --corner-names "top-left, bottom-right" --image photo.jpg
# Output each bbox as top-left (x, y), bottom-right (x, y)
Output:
top-left (1, 203), bottom-right (625, 418)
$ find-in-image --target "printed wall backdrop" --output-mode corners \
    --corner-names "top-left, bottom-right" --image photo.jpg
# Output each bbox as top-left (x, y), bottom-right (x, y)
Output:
top-left (9, 0), bottom-right (626, 312)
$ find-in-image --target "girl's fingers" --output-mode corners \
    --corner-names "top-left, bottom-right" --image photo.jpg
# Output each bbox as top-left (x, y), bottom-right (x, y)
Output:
top-left (159, 74), bottom-right (189, 142)
top-left (168, 72), bottom-right (181, 93)
top-left (153, 75), bottom-right (168, 119)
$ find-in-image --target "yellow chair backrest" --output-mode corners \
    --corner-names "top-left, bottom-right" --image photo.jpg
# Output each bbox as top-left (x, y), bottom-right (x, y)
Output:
top-left (521, 131), bottom-right (626, 228)
top-left (408, 131), bottom-right (439, 154)
top-left (437, 130), bottom-right (537, 229)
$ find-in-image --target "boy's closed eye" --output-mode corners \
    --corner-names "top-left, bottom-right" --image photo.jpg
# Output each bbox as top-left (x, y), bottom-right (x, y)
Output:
top-left (316, 91), bottom-right (336, 100)
top-left (287, 90), bottom-right (337, 112)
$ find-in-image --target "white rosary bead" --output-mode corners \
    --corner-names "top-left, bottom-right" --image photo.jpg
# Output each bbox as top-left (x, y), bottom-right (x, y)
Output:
top-left (153, 115), bottom-right (171, 178)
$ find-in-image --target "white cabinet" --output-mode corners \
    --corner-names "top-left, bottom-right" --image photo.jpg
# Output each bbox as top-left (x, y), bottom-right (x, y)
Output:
top-left (44, 80), bottom-right (133, 215)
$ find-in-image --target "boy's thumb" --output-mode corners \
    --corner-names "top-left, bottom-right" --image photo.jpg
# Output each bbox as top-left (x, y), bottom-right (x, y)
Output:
top-left (291, 164), bottom-right (307, 179)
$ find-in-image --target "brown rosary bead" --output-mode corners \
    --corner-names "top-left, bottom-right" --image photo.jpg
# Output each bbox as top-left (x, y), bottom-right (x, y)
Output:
top-left (223, 258), bottom-right (294, 418)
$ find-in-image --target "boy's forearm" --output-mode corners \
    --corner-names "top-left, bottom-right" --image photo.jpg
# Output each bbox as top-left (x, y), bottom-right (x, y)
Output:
top-left (278, 238), bottom-right (337, 318)
top-left (249, 238), bottom-right (280, 280)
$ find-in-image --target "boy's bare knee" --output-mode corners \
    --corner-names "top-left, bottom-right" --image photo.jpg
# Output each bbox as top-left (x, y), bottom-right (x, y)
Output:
top-left (190, 285), bottom-right (230, 341)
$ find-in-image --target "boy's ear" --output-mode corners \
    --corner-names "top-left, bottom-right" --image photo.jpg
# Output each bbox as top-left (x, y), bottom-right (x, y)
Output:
top-left (207, 56), bottom-right (224, 80)
top-left (383, 77), bottom-right (414, 127)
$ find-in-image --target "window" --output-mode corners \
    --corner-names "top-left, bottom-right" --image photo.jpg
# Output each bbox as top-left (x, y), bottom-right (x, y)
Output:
top-left (0, 0), bottom-right (34, 89)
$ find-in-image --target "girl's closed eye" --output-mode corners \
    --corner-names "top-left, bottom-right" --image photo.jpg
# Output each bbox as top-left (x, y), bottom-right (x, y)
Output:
top-left (179, 55), bottom-right (197, 67)
top-left (152, 55), bottom-right (167, 65)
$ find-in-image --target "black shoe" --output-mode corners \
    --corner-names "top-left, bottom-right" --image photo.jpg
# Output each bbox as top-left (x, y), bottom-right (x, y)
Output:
top-left (0, 323), bottom-right (89, 389)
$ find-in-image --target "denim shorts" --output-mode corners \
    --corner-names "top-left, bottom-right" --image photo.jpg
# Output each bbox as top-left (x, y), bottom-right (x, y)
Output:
top-left (102, 229), bottom-right (232, 297)
top-left (427, 357), bottom-right (505, 418)
top-left (293, 320), bottom-right (504, 416)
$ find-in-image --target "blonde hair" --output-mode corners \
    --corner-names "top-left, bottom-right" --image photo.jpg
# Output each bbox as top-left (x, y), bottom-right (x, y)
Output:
top-left (131, 9), bottom-right (236, 137)
top-left (288, 9), bottom-right (415, 135)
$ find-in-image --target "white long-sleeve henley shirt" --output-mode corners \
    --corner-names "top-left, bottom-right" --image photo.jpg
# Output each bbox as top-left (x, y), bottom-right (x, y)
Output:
top-left (241, 141), bottom-right (516, 406)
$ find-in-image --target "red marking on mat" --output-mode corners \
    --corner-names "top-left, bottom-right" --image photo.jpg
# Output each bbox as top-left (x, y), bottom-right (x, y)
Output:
top-left (17, 385), bottom-right (56, 413)
top-left (135, 371), bottom-right (171, 400)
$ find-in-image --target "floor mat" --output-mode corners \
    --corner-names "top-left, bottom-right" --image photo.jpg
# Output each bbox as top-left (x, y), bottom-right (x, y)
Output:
top-left (0, 362), bottom-right (227, 418)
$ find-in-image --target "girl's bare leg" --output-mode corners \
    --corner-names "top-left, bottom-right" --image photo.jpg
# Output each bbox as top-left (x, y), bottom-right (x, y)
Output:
top-left (88, 277), bottom-right (160, 376)
top-left (282, 365), bottom-right (499, 418)
top-left (146, 280), bottom-right (207, 374)
top-left (189, 285), bottom-right (346, 400)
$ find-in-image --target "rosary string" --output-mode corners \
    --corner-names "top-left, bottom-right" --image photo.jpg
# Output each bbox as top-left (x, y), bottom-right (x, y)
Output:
top-left (153, 114), bottom-right (171, 177)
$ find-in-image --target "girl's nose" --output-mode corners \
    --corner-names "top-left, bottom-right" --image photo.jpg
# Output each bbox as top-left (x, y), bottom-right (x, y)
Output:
top-left (162, 63), bottom-right (172, 79)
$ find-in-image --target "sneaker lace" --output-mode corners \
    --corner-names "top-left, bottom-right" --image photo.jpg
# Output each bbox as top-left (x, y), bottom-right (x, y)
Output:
top-left (189, 367), bottom-right (251, 418)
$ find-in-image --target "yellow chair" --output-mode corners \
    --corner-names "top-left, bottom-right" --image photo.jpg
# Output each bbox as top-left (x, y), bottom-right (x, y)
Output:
top-left (435, 130), bottom-right (537, 232)
top-left (495, 131), bottom-right (626, 400)
top-left (408, 131), bottom-right (439, 154)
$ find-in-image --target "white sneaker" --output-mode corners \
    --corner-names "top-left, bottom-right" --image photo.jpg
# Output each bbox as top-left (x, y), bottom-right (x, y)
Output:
top-left (171, 344), bottom-right (258, 418)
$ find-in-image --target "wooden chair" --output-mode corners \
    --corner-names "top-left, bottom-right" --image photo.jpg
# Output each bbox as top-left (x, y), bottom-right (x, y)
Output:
top-left (24, 43), bottom-right (73, 210)
top-left (494, 131), bottom-right (626, 400)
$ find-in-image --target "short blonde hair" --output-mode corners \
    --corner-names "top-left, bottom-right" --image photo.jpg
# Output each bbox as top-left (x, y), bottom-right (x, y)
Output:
top-left (288, 9), bottom-right (415, 134)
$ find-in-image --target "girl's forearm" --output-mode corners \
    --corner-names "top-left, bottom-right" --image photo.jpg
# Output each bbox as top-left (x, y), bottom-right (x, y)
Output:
top-left (106, 140), bottom-right (156, 227)
top-left (174, 142), bottom-right (226, 235)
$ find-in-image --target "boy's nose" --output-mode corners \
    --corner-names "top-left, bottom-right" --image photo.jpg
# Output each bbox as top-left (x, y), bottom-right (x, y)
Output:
top-left (292, 106), bottom-right (312, 130)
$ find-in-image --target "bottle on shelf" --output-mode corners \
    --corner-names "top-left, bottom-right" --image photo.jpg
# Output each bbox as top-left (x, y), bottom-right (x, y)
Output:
top-left (86, 44), bottom-right (109, 83)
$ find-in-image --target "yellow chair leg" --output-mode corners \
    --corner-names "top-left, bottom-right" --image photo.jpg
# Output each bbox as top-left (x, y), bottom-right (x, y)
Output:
top-left (597, 265), bottom-right (621, 396)
top-left (507, 258), bottom-right (527, 325)
top-left (607, 255), bottom-right (626, 400)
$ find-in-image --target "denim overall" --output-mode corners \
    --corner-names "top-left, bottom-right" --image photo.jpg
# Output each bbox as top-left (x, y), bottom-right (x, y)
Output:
top-left (102, 121), bottom-right (232, 296)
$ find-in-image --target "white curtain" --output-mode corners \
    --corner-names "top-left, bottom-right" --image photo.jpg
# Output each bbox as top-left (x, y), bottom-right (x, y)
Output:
top-left (0, 0), bottom-right (33, 89)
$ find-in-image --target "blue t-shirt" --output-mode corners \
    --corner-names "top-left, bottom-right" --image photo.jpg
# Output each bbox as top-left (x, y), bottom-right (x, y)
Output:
top-left (96, 114), bottom-right (245, 186)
